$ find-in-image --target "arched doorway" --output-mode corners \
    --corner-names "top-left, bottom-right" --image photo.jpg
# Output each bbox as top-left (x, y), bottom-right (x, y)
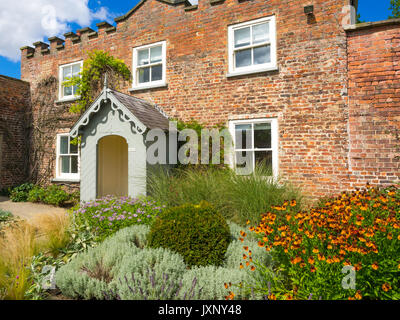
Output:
top-left (97, 135), bottom-right (128, 198)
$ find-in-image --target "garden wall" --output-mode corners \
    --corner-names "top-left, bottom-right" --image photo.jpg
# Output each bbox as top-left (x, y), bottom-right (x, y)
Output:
top-left (0, 75), bottom-right (31, 190)
top-left (346, 19), bottom-right (400, 187)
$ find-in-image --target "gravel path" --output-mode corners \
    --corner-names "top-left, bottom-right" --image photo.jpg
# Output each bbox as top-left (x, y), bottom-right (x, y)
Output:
top-left (0, 196), bottom-right (67, 220)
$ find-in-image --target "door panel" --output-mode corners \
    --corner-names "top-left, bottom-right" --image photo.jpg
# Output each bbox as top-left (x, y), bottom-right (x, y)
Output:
top-left (97, 135), bottom-right (128, 198)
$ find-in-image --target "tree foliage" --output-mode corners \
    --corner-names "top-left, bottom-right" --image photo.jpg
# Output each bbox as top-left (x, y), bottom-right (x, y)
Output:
top-left (389, 0), bottom-right (400, 19)
top-left (64, 50), bottom-right (131, 114)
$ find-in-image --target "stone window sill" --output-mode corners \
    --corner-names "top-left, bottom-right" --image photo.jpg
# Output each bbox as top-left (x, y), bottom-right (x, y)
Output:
top-left (51, 178), bottom-right (80, 183)
top-left (55, 96), bottom-right (81, 104)
top-left (226, 66), bottom-right (279, 78)
top-left (128, 82), bottom-right (167, 92)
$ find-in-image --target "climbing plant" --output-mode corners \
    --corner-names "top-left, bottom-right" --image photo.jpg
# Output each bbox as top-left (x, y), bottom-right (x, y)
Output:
top-left (64, 50), bottom-right (131, 114)
top-left (175, 119), bottom-right (230, 167)
top-left (29, 76), bottom-right (80, 184)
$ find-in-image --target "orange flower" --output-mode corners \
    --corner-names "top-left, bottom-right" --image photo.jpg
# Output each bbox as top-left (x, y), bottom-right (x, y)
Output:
top-left (258, 241), bottom-right (265, 247)
top-left (225, 291), bottom-right (235, 300)
top-left (355, 291), bottom-right (362, 300)
top-left (239, 263), bottom-right (244, 269)
top-left (246, 219), bottom-right (250, 225)
top-left (312, 248), bottom-right (319, 254)
top-left (243, 246), bottom-right (249, 251)
top-left (382, 283), bottom-right (392, 292)
top-left (372, 262), bottom-right (379, 270)
top-left (308, 257), bottom-right (315, 264)
top-left (250, 266), bottom-right (256, 271)
top-left (310, 265), bottom-right (316, 273)
top-left (290, 200), bottom-right (297, 207)
top-left (243, 254), bottom-right (247, 260)
top-left (268, 294), bottom-right (276, 300)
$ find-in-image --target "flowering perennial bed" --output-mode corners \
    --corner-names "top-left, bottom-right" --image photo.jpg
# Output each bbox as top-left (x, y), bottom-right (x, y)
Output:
top-left (73, 196), bottom-right (166, 241)
top-left (238, 185), bottom-right (400, 300)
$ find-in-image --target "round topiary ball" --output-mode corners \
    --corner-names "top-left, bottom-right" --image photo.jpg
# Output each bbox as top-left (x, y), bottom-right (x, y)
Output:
top-left (147, 201), bottom-right (231, 267)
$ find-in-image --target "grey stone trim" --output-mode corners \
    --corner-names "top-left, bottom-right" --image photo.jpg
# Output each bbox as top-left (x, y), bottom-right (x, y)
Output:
top-left (77, 27), bottom-right (94, 34)
top-left (96, 21), bottom-right (113, 28)
top-left (184, 5), bottom-right (198, 11)
top-left (344, 18), bottom-right (400, 32)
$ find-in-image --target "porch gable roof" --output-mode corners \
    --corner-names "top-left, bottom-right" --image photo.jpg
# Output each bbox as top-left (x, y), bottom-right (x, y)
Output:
top-left (69, 88), bottom-right (170, 138)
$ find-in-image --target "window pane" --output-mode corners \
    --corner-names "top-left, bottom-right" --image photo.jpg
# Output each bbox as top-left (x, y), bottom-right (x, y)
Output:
top-left (71, 156), bottom-right (78, 174)
top-left (72, 85), bottom-right (78, 96)
top-left (138, 67), bottom-right (150, 83)
top-left (72, 63), bottom-right (81, 76)
top-left (254, 123), bottom-right (271, 149)
top-left (151, 65), bottom-right (162, 81)
top-left (60, 136), bottom-right (69, 154)
top-left (252, 23), bottom-right (269, 44)
top-left (235, 49), bottom-right (252, 68)
top-left (70, 140), bottom-right (78, 154)
top-left (62, 66), bottom-right (71, 80)
top-left (255, 151), bottom-right (273, 173)
top-left (235, 124), bottom-right (252, 149)
top-left (254, 45), bottom-right (270, 65)
top-left (150, 46), bottom-right (162, 63)
top-left (234, 27), bottom-right (250, 48)
top-left (61, 156), bottom-right (70, 174)
top-left (235, 151), bottom-right (253, 175)
top-left (138, 49), bottom-right (149, 66)
top-left (63, 86), bottom-right (72, 97)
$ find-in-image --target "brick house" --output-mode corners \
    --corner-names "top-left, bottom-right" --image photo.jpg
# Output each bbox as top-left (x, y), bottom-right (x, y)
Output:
top-left (12, 0), bottom-right (399, 200)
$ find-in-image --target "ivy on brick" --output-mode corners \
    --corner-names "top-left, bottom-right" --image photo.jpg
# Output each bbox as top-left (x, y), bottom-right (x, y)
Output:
top-left (64, 50), bottom-right (131, 114)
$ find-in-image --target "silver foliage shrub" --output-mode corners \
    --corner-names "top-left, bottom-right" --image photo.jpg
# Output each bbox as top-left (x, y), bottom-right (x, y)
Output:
top-left (110, 248), bottom-right (187, 300)
top-left (177, 266), bottom-right (262, 300)
top-left (56, 222), bottom-right (273, 300)
top-left (55, 225), bottom-right (148, 299)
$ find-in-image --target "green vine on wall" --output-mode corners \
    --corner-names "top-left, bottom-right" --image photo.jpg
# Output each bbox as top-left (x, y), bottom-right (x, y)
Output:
top-left (176, 119), bottom-right (230, 167)
top-left (64, 50), bottom-right (131, 114)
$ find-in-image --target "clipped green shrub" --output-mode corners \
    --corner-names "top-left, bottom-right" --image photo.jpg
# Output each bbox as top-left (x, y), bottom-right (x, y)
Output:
top-left (42, 185), bottom-right (71, 206)
top-left (147, 201), bottom-right (231, 267)
top-left (27, 186), bottom-right (47, 203)
top-left (9, 183), bottom-right (34, 202)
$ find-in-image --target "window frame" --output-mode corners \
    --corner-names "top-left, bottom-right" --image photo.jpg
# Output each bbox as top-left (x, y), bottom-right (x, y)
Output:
top-left (228, 118), bottom-right (279, 177)
top-left (58, 60), bottom-right (83, 101)
top-left (227, 15), bottom-right (277, 77)
top-left (131, 41), bottom-right (167, 90)
top-left (55, 133), bottom-right (80, 181)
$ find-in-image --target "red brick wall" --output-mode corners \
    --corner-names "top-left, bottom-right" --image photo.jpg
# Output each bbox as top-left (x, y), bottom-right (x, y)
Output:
top-left (0, 75), bottom-right (31, 190)
top-left (20, 0), bottom-right (355, 198)
top-left (347, 22), bottom-right (400, 187)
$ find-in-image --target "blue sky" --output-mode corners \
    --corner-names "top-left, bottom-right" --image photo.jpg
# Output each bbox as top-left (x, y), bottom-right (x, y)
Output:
top-left (0, 0), bottom-right (393, 79)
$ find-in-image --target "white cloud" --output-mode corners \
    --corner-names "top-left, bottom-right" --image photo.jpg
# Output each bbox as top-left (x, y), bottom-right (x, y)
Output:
top-left (0, 0), bottom-right (114, 62)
